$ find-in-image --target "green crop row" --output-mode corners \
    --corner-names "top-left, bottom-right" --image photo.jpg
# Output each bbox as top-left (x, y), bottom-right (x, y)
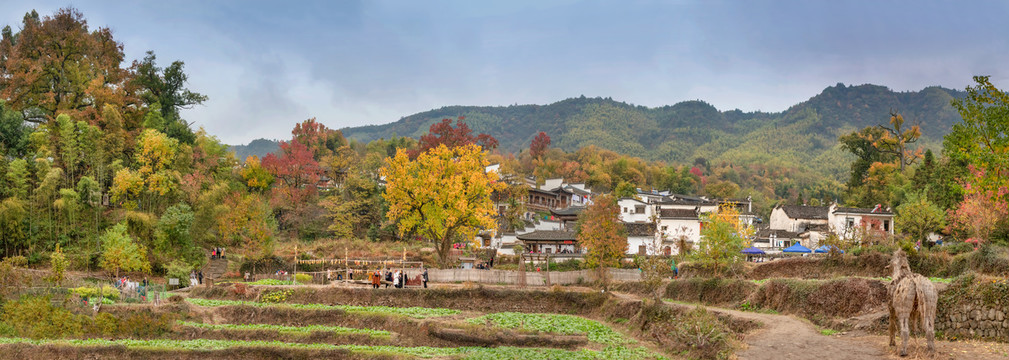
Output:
top-left (466, 312), bottom-right (630, 346)
top-left (184, 298), bottom-right (460, 318)
top-left (177, 321), bottom-right (390, 337)
top-left (0, 337), bottom-right (665, 359)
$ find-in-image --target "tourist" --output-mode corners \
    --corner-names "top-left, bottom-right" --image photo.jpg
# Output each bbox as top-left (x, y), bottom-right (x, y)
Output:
top-left (422, 267), bottom-right (428, 288)
top-left (372, 270), bottom-right (381, 289)
top-left (385, 269), bottom-right (392, 288)
top-left (349, 268), bottom-right (354, 280)
top-left (198, 271), bottom-right (203, 285)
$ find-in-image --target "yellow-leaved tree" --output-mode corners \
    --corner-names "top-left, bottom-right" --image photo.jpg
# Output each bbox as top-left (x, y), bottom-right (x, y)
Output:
top-left (576, 194), bottom-right (626, 289)
top-left (382, 144), bottom-right (501, 267)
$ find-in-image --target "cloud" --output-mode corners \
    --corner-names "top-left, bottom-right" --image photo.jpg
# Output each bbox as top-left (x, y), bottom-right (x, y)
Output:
top-left (2, 1), bottom-right (1008, 145)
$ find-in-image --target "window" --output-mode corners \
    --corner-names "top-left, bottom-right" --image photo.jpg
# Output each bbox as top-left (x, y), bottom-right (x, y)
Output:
top-left (635, 205), bottom-right (645, 214)
top-left (846, 217), bottom-right (855, 229)
top-left (661, 225), bottom-right (668, 231)
top-left (638, 245), bottom-right (647, 255)
top-left (623, 207), bottom-right (628, 213)
top-left (883, 220), bottom-right (890, 232)
top-left (545, 247), bottom-right (552, 254)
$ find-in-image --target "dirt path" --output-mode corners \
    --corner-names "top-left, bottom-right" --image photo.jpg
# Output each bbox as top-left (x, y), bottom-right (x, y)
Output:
top-left (659, 300), bottom-right (887, 360)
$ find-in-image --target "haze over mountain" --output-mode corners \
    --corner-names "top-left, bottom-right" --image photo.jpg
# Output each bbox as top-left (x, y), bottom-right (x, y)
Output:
top-left (233, 83), bottom-right (965, 182)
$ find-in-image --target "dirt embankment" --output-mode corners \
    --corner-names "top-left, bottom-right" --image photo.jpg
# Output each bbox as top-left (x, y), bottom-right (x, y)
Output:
top-left (192, 285), bottom-right (611, 315)
top-left (0, 343), bottom-right (373, 360)
top-left (662, 277), bottom-right (890, 324)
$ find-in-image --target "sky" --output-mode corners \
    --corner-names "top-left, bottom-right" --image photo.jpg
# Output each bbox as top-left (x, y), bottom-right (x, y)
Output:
top-left (3, 1), bottom-right (1008, 145)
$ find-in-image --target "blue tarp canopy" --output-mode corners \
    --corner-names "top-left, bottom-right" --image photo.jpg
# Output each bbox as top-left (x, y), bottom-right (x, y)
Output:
top-left (782, 243), bottom-right (812, 253)
top-left (741, 247), bottom-right (766, 255)
top-left (814, 245), bottom-right (845, 254)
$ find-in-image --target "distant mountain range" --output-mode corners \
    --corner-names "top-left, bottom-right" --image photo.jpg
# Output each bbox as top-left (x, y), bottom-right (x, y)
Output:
top-left (231, 84), bottom-right (966, 182)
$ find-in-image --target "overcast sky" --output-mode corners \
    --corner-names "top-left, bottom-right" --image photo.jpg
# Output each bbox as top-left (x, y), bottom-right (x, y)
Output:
top-left (3, 1), bottom-right (1007, 144)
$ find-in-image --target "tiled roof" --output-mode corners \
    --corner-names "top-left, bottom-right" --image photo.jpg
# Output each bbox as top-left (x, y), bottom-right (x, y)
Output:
top-left (655, 197), bottom-right (718, 206)
top-left (659, 208), bottom-right (698, 219)
top-left (780, 205), bottom-right (829, 220)
top-left (755, 228), bottom-right (800, 239)
top-left (834, 206), bottom-right (893, 215)
top-left (516, 230), bottom-right (577, 241)
top-left (550, 207), bottom-right (586, 216)
top-left (623, 222), bottom-right (656, 237)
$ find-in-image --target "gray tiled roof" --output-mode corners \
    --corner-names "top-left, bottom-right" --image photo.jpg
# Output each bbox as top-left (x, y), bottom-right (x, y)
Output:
top-left (755, 228), bottom-right (800, 239)
top-left (659, 208), bottom-right (698, 219)
top-left (516, 230), bottom-right (577, 241)
top-left (551, 207), bottom-right (586, 216)
top-left (834, 206), bottom-right (893, 215)
top-left (623, 222), bottom-right (656, 237)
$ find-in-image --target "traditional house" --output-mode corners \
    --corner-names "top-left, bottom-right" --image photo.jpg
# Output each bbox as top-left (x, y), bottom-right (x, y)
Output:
top-left (753, 228), bottom-right (801, 250)
top-left (657, 208), bottom-right (701, 255)
top-left (768, 203), bottom-right (895, 248)
top-left (516, 230), bottom-right (579, 254)
top-left (618, 197), bottom-right (653, 223)
top-left (625, 222), bottom-right (662, 255)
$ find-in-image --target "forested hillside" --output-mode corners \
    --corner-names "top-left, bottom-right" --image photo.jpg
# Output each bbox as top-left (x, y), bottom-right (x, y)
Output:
top-left (340, 85), bottom-right (965, 183)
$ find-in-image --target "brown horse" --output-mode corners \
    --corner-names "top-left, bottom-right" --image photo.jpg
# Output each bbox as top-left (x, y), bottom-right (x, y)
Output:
top-left (887, 249), bottom-right (937, 356)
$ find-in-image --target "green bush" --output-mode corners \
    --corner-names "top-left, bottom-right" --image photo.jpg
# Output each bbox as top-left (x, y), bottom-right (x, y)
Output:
top-left (670, 306), bottom-right (731, 360)
top-left (0, 296), bottom-right (87, 339)
top-left (943, 241), bottom-right (976, 256)
top-left (164, 260), bottom-right (193, 287)
top-left (69, 285), bottom-right (120, 301)
top-left (294, 273), bottom-right (312, 284)
top-left (260, 289), bottom-right (293, 303)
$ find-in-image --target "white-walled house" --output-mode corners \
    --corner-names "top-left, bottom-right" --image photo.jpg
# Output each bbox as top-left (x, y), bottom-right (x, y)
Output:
top-left (830, 205), bottom-right (894, 237)
top-left (625, 222), bottom-right (660, 255)
top-left (768, 203), bottom-right (895, 248)
top-left (618, 197), bottom-right (653, 223)
top-left (657, 208), bottom-right (701, 255)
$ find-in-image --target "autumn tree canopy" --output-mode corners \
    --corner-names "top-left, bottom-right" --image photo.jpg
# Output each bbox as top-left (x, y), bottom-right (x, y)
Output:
top-left (576, 194), bottom-right (626, 274)
top-left (0, 8), bottom-right (132, 124)
top-left (410, 117), bottom-right (498, 158)
top-left (529, 131), bottom-right (551, 158)
top-left (382, 143), bottom-right (501, 267)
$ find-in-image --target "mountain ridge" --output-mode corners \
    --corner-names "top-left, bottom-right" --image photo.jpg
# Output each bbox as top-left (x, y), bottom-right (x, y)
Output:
top-left (232, 84), bottom-right (966, 182)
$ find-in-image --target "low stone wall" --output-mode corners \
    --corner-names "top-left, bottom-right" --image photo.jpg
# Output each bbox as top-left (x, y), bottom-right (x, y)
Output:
top-left (427, 268), bottom-right (640, 285)
top-left (935, 301), bottom-right (1008, 340)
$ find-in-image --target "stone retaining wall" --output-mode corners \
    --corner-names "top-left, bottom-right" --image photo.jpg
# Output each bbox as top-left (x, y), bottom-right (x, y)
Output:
top-left (935, 300), bottom-right (1009, 340)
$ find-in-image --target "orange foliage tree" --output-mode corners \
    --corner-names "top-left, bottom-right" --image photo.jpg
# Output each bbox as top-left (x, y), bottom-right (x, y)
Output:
top-left (576, 194), bottom-right (626, 287)
top-left (382, 144), bottom-right (501, 267)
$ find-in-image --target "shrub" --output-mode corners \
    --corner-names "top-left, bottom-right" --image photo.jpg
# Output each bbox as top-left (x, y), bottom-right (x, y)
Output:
top-left (294, 273), bottom-right (312, 284)
top-left (260, 289), bottom-right (292, 303)
top-left (943, 241), bottom-right (976, 255)
top-left (70, 285), bottom-right (120, 301)
top-left (670, 306), bottom-right (731, 360)
top-left (0, 296), bottom-right (87, 338)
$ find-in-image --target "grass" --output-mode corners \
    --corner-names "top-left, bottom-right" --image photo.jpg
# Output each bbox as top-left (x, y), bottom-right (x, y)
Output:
top-left (465, 312), bottom-right (667, 359)
top-left (466, 312), bottom-right (630, 346)
top-left (185, 298), bottom-right (460, 318)
top-left (819, 328), bottom-right (839, 336)
top-left (0, 337), bottom-right (663, 359)
top-left (177, 321), bottom-right (391, 337)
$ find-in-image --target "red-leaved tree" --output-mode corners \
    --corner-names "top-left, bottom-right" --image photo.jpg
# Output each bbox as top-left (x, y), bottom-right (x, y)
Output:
top-left (530, 131), bottom-right (551, 159)
top-left (409, 116), bottom-right (498, 158)
top-left (261, 140), bottom-right (322, 237)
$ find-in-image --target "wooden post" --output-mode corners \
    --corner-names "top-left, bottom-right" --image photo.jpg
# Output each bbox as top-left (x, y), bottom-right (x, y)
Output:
top-left (293, 245), bottom-right (298, 285)
top-left (345, 248), bottom-right (349, 282)
top-left (545, 254), bottom-right (551, 287)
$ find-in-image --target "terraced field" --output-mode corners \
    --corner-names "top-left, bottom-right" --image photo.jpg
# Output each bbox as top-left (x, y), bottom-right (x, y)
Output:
top-left (0, 285), bottom-right (697, 359)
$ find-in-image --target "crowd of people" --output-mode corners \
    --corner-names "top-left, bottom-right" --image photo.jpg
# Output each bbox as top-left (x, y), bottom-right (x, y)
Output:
top-left (320, 267), bottom-right (429, 289)
top-left (211, 247), bottom-right (226, 259)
